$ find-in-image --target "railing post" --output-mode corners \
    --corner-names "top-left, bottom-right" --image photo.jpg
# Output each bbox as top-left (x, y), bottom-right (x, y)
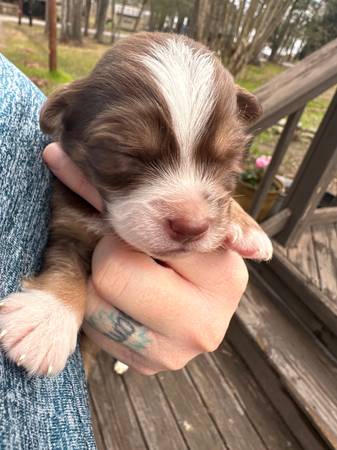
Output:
top-left (277, 89), bottom-right (337, 247)
top-left (250, 106), bottom-right (305, 219)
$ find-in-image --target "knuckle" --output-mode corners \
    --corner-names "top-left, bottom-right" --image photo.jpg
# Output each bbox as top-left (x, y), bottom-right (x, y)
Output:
top-left (192, 324), bottom-right (225, 353)
top-left (162, 359), bottom-right (187, 372)
top-left (157, 353), bottom-right (190, 372)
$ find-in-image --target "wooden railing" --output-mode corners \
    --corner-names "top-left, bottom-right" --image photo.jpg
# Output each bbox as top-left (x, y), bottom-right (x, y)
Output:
top-left (248, 37), bottom-right (337, 247)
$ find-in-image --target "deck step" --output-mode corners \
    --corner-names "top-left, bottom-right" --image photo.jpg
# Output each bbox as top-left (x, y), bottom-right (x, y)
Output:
top-left (89, 341), bottom-right (301, 450)
top-left (229, 278), bottom-right (337, 450)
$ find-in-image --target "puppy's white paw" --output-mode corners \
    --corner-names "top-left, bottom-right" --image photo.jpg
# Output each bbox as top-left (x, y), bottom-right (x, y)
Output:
top-left (0, 289), bottom-right (80, 376)
top-left (114, 360), bottom-right (129, 375)
top-left (225, 223), bottom-right (273, 261)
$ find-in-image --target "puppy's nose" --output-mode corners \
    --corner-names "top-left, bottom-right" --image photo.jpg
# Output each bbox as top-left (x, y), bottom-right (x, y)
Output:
top-left (168, 217), bottom-right (209, 242)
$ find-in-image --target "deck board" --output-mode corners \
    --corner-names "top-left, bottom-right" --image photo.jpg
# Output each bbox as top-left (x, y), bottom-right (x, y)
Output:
top-left (89, 343), bottom-right (301, 450)
top-left (89, 356), bottom-right (147, 450)
top-left (237, 281), bottom-right (337, 449)
top-left (285, 221), bottom-right (337, 301)
top-left (157, 368), bottom-right (226, 450)
top-left (286, 227), bottom-right (320, 287)
top-left (311, 223), bottom-right (337, 299)
top-left (121, 368), bottom-right (187, 450)
top-left (212, 348), bottom-right (301, 450)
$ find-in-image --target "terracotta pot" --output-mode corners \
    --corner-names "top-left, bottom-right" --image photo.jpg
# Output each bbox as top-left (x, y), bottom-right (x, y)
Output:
top-left (235, 177), bottom-right (283, 222)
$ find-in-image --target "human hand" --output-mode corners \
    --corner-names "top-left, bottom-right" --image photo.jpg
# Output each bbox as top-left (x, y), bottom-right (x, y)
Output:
top-left (43, 142), bottom-right (248, 375)
top-left (83, 237), bottom-right (248, 374)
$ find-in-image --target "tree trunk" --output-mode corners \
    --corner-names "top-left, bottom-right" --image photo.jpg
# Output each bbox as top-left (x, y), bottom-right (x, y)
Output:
top-left (60, 0), bottom-right (72, 42)
top-left (133, 0), bottom-right (148, 32)
top-left (72, 0), bottom-right (83, 44)
top-left (84, 0), bottom-right (91, 36)
top-left (189, 0), bottom-right (213, 43)
top-left (148, 0), bottom-right (156, 32)
top-left (176, 15), bottom-right (185, 34)
top-left (226, 0), bottom-right (295, 76)
top-left (44, 0), bottom-right (49, 34)
top-left (48, 0), bottom-right (57, 71)
top-left (110, 0), bottom-right (115, 43)
top-left (95, 0), bottom-right (109, 43)
top-left (113, 0), bottom-right (126, 40)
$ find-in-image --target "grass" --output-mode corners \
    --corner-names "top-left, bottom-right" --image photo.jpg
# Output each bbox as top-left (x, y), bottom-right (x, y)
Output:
top-left (1, 20), bottom-right (335, 191)
top-left (0, 22), bottom-right (107, 94)
top-left (237, 62), bottom-right (285, 92)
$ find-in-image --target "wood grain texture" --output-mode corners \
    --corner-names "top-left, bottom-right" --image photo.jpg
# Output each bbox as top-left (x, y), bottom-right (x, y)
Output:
top-left (238, 281), bottom-right (337, 449)
top-left (312, 223), bottom-right (337, 300)
top-left (88, 355), bottom-right (147, 450)
top-left (122, 369), bottom-right (187, 450)
top-left (309, 207), bottom-right (337, 226)
top-left (286, 227), bottom-right (320, 287)
top-left (269, 242), bottom-right (337, 336)
top-left (88, 343), bottom-right (305, 450)
top-left (157, 368), bottom-right (227, 450)
top-left (252, 38), bottom-right (337, 132)
top-left (212, 344), bottom-right (302, 450)
top-left (187, 352), bottom-right (269, 450)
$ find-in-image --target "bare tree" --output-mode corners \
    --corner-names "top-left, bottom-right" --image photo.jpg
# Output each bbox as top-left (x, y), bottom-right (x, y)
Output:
top-left (49, 0), bottom-right (57, 71)
top-left (113, 0), bottom-right (127, 40)
top-left (133, 0), bottom-right (148, 32)
top-left (72, 0), bottom-right (84, 43)
top-left (189, 0), bottom-right (212, 41)
top-left (189, 0), bottom-right (297, 75)
top-left (60, 0), bottom-right (83, 43)
top-left (60, 0), bottom-right (72, 42)
top-left (110, 0), bottom-right (116, 42)
top-left (44, 0), bottom-right (49, 34)
top-left (95, 0), bottom-right (109, 42)
top-left (84, 0), bottom-right (92, 36)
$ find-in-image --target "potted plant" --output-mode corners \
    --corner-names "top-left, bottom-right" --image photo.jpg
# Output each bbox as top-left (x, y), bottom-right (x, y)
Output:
top-left (235, 154), bottom-right (283, 221)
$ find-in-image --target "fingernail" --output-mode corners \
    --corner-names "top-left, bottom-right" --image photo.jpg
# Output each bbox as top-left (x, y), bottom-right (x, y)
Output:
top-left (47, 365), bottom-right (53, 376)
top-left (0, 300), bottom-right (7, 307)
top-left (17, 354), bottom-right (26, 366)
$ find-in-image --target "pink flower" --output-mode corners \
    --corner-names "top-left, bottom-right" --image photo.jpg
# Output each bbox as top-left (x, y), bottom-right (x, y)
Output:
top-left (255, 155), bottom-right (272, 169)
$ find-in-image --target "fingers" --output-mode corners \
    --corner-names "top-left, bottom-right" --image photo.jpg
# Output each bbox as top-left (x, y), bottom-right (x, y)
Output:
top-left (91, 235), bottom-right (195, 336)
top-left (85, 279), bottom-right (153, 354)
top-left (82, 322), bottom-right (158, 375)
top-left (42, 142), bottom-right (104, 212)
top-left (91, 235), bottom-right (247, 339)
top-left (164, 249), bottom-right (248, 305)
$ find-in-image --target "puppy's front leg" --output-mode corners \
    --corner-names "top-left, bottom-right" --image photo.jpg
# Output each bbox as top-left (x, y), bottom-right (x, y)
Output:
top-left (224, 199), bottom-right (273, 261)
top-left (0, 243), bottom-right (88, 376)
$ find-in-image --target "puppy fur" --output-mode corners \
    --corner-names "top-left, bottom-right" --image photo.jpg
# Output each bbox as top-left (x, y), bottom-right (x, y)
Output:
top-left (0, 32), bottom-right (272, 376)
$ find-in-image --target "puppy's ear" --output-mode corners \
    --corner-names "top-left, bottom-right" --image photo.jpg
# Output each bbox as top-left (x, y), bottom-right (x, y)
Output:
top-left (40, 79), bottom-right (87, 136)
top-left (236, 86), bottom-right (262, 124)
top-left (40, 85), bottom-right (70, 136)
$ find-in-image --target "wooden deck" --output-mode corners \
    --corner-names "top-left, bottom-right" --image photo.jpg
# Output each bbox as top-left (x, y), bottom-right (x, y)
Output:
top-left (280, 222), bottom-right (337, 301)
top-left (88, 220), bottom-right (337, 450)
top-left (88, 342), bottom-right (301, 450)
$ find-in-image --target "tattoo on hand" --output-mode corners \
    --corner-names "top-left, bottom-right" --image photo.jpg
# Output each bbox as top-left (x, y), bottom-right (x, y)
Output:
top-left (86, 307), bottom-right (151, 351)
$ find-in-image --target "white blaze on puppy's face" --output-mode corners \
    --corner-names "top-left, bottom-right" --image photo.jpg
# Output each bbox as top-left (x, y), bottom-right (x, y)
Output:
top-left (142, 38), bottom-right (216, 160)
top-left (105, 37), bottom-right (231, 257)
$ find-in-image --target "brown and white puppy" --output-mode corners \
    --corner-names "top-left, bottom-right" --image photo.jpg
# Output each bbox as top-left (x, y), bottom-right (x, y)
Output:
top-left (0, 32), bottom-right (272, 376)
